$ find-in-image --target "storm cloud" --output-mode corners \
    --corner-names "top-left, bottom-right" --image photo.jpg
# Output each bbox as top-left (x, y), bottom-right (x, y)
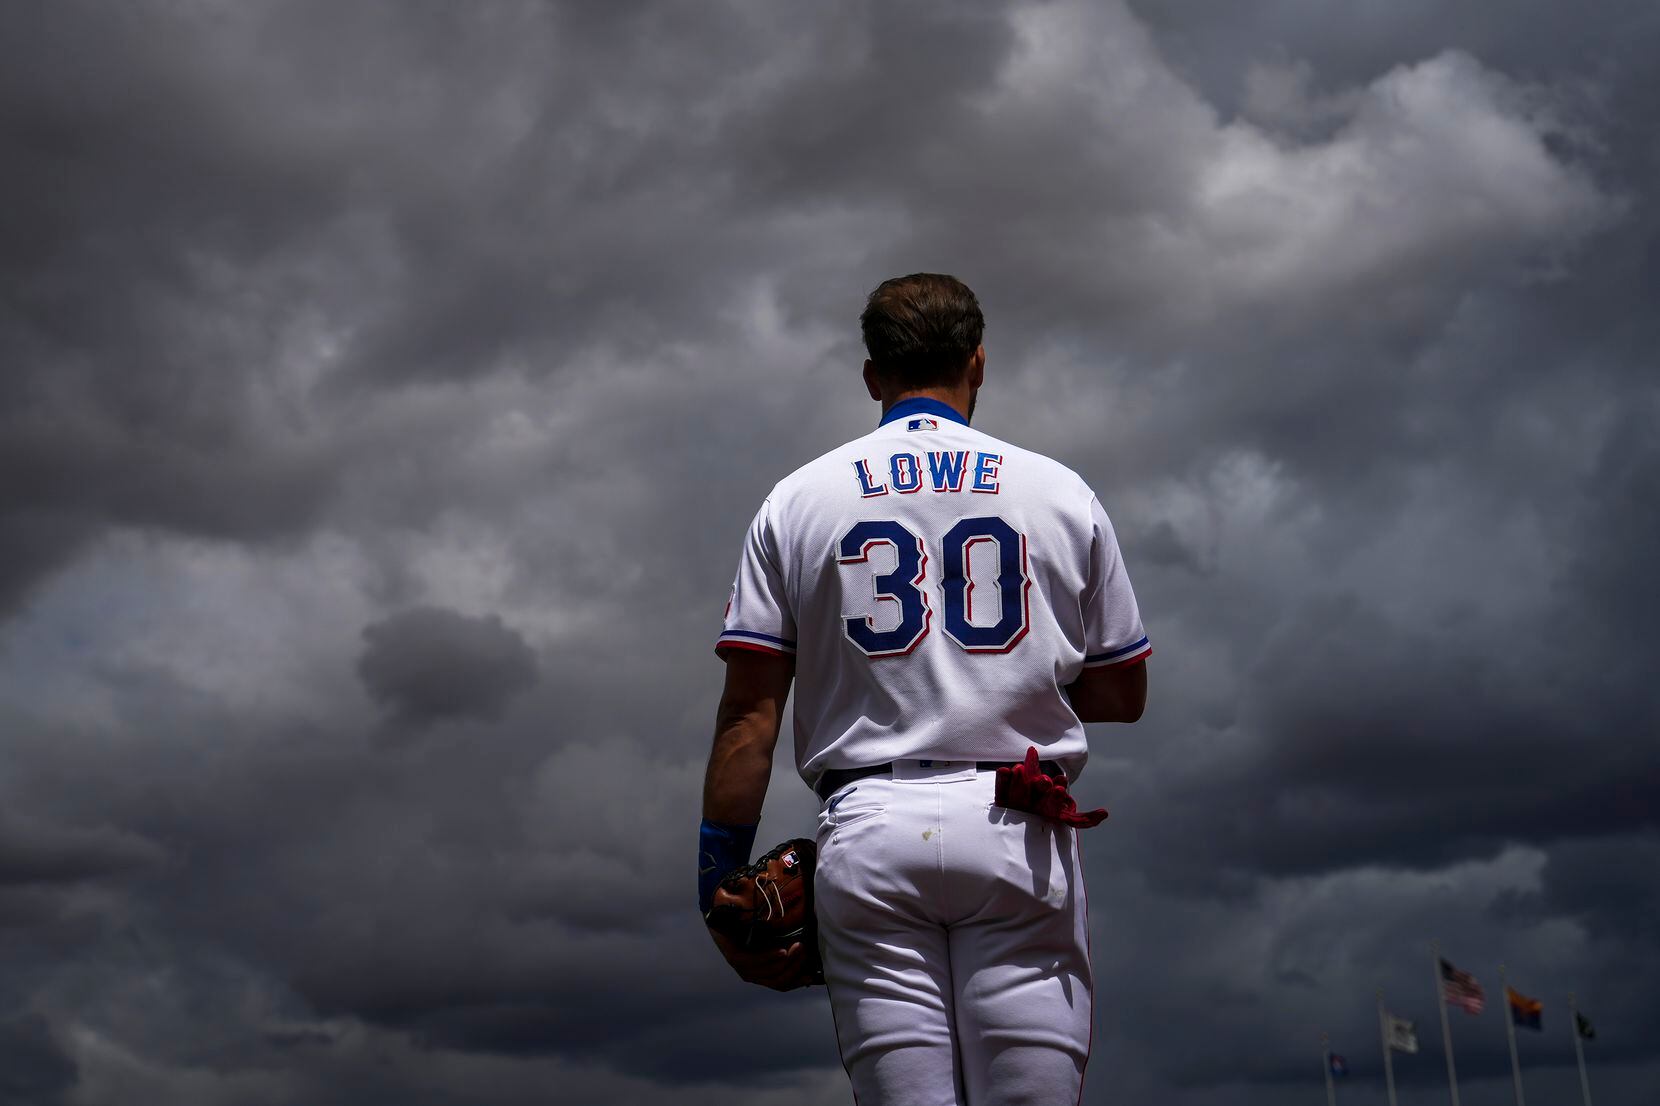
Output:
top-left (2, 1), bottom-right (1656, 1103)
top-left (357, 606), bottom-right (538, 729)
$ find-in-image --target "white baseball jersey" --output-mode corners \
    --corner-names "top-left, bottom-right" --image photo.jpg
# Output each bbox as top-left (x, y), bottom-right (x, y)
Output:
top-left (717, 396), bottom-right (1149, 786)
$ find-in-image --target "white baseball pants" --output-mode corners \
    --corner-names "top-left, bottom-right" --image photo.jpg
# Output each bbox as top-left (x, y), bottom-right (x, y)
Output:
top-left (813, 760), bottom-right (1093, 1106)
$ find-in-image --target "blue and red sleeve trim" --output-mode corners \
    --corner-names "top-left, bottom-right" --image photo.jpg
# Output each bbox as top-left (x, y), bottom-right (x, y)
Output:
top-left (1083, 636), bottom-right (1151, 667)
top-left (715, 629), bottom-right (798, 658)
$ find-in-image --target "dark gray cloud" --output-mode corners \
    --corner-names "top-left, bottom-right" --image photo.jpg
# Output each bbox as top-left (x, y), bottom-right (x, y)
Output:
top-left (0, 813), bottom-right (165, 886)
top-left (357, 606), bottom-right (538, 728)
top-left (1, 0), bottom-right (1656, 1103)
top-left (0, 1013), bottom-right (76, 1106)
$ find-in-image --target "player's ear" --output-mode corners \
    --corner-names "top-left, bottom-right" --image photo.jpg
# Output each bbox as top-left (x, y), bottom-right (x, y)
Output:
top-left (862, 360), bottom-right (883, 402)
top-left (968, 346), bottom-right (985, 389)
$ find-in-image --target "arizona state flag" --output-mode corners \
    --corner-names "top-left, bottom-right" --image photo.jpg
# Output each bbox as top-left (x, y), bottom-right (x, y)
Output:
top-left (1506, 986), bottom-right (1543, 1031)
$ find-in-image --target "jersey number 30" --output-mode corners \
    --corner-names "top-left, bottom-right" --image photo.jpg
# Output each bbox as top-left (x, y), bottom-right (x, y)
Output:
top-left (837, 517), bottom-right (1031, 657)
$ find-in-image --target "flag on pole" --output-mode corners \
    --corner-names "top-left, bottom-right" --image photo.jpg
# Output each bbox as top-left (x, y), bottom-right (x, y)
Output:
top-left (1329, 1053), bottom-right (1349, 1077)
top-left (1506, 986), bottom-right (1543, 1031)
top-left (1384, 1010), bottom-right (1419, 1053)
top-left (1440, 958), bottom-right (1486, 1015)
top-left (1574, 1010), bottom-right (1596, 1040)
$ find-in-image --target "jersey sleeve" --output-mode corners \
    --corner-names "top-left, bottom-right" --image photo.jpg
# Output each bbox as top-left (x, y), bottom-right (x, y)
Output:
top-left (1081, 495), bottom-right (1151, 667)
top-left (715, 497), bottom-right (798, 659)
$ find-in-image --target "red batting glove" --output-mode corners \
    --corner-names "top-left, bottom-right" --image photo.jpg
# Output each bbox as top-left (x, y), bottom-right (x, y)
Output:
top-left (995, 747), bottom-right (1108, 828)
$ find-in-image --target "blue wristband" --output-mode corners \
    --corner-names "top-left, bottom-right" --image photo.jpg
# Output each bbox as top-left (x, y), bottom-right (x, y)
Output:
top-left (698, 818), bottom-right (758, 915)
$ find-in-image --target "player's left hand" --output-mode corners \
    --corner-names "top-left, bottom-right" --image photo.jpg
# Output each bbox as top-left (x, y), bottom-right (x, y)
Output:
top-left (707, 934), bottom-right (818, 992)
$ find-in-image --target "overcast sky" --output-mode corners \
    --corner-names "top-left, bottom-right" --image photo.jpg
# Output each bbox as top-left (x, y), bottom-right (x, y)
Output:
top-left (3, 2), bottom-right (1657, 1104)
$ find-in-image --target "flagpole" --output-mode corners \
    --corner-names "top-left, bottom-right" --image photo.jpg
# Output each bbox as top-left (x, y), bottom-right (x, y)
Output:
top-left (1378, 991), bottom-right (1399, 1106)
top-left (1432, 941), bottom-right (1461, 1106)
top-left (1569, 993), bottom-right (1593, 1106)
top-left (1322, 1031), bottom-right (1337, 1106)
top-left (1500, 964), bottom-right (1526, 1106)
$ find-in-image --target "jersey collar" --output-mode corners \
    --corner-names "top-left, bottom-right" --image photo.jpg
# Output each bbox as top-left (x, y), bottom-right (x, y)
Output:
top-left (877, 396), bottom-right (970, 428)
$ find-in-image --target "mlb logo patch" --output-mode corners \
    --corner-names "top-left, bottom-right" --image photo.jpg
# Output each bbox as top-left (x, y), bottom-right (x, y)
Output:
top-left (781, 851), bottom-right (798, 868)
top-left (907, 417), bottom-right (939, 432)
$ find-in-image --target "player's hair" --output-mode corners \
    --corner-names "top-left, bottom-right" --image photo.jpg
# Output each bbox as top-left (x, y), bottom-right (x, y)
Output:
top-left (859, 273), bottom-right (984, 390)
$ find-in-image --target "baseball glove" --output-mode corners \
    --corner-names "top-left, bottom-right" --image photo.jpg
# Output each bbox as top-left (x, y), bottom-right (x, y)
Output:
top-left (703, 837), bottom-right (825, 991)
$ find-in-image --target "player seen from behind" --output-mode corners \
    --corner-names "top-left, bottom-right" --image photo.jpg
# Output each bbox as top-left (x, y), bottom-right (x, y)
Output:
top-left (700, 273), bottom-right (1151, 1105)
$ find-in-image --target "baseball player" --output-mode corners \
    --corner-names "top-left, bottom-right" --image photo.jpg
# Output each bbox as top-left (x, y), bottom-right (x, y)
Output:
top-left (699, 273), bottom-right (1150, 1104)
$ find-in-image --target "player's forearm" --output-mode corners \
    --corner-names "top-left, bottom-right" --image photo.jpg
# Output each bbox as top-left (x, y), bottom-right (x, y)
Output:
top-left (702, 711), bottom-right (778, 824)
top-left (1066, 659), bottom-right (1148, 723)
top-left (699, 653), bottom-right (792, 914)
top-left (1069, 696), bottom-right (1142, 724)
top-left (702, 651), bottom-right (792, 824)
top-left (698, 716), bottom-right (775, 915)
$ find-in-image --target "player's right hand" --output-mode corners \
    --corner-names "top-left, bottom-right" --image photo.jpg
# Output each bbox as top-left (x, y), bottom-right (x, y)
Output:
top-left (994, 747), bottom-right (1108, 828)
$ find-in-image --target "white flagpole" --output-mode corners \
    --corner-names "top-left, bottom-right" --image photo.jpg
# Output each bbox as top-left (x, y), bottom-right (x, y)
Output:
top-left (1433, 941), bottom-right (1462, 1106)
top-left (1322, 1031), bottom-right (1337, 1106)
top-left (1378, 991), bottom-right (1399, 1106)
top-left (1500, 964), bottom-right (1526, 1106)
top-left (1569, 992), bottom-right (1593, 1106)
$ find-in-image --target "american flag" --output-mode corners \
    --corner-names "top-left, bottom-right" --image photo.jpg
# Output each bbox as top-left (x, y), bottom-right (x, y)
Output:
top-left (1440, 958), bottom-right (1486, 1015)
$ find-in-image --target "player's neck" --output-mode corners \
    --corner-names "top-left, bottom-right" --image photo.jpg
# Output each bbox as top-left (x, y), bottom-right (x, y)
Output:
top-left (879, 386), bottom-right (975, 425)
